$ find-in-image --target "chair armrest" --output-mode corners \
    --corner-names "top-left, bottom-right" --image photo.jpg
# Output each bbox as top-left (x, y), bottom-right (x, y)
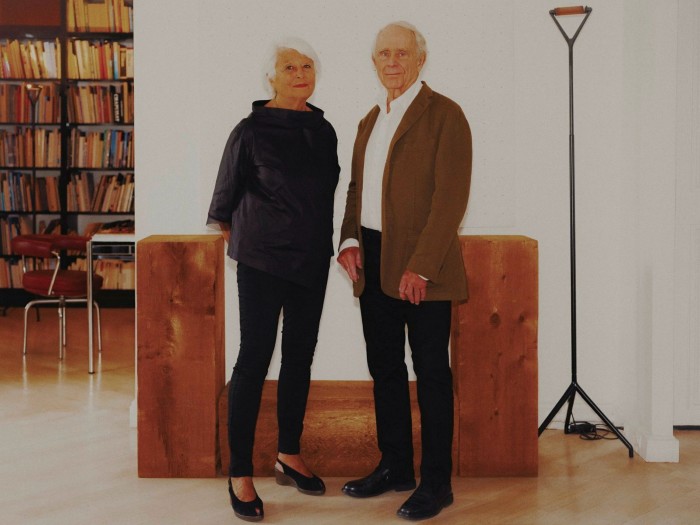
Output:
top-left (51, 235), bottom-right (90, 253)
top-left (11, 235), bottom-right (55, 258)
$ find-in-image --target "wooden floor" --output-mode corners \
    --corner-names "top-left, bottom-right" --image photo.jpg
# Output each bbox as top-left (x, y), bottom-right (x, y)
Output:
top-left (1, 307), bottom-right (699, 524)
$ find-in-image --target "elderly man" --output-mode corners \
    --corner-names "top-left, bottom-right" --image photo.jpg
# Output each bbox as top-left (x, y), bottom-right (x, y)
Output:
top-left (337, 21), bottom-right (472, 521)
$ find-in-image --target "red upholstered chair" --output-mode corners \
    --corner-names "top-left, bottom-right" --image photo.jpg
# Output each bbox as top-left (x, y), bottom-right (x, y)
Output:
top-left (11, 234), bottom-right (104, 359)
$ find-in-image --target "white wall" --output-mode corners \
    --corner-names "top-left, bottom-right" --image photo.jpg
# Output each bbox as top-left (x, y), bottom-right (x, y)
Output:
top-left (621, 0), bottom-right (679, 461)
top-left (135, 1), bottom-right (683, 459)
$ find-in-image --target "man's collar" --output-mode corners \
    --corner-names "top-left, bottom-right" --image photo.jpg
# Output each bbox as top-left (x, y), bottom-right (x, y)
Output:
top-left (378, 79), bottom-right (424, 115)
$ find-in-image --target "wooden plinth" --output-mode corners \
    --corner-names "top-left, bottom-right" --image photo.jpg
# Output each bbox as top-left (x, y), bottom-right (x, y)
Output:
top-left (218, 380), bottom-right (459, 477)
top-left (137, 235), bottom-right (225, 477)
top-left (451, 235), bottom-right (539, 476)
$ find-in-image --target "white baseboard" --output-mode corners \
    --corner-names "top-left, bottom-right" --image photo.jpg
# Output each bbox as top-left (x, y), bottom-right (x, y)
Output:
top-left (626, 428), bottom-right (679, 462)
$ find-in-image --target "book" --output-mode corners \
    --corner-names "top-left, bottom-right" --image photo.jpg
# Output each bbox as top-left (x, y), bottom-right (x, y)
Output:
top-left (87, 0), bottom-right (111, 32)
top-left (111, 85), bottom-right (122, 123)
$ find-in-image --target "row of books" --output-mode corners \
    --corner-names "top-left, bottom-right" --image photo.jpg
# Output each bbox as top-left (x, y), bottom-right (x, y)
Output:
top-left (1, 171), bottom-right (32, 212)
top-left (83, 219), bottom-right (134, 236)
top-left (67, 172), bottom-right (134, 213)
top-left (0, 83), bottom-right (60, 123)
top-left (70, 128), bottom-right (134, 168)
top-left (0, 128), bottom-right (62, 168)
top-left (0, 214), bottom-right (32, 255)
top-left (0, 258), bottom-right (22, 287)
top-left (36, 177), bottom-right (62, 213)
top-left (67, 40), bottom-right (134, 80)
top-left (1, 82), bottom-right (133, 125)
top-left (0, 39), bottom-right (62, 80)
top-left (67, 83), bottom-right (133, 124)
top-left (0, 171), bottom-right (61, 213)
top-left (1, 170), bottom-right (139, 213)
top-left (68, 258), bottom-right (134, 290)
top-left (68, 0), bottom-right (134, 34)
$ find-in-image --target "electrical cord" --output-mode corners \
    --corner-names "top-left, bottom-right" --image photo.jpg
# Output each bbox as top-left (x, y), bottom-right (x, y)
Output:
top-left (569, 414), bottom-right (620, 441)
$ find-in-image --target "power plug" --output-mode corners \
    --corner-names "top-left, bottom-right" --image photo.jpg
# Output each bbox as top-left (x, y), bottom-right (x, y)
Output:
top-left (567, 422), bottom-right (596, 434)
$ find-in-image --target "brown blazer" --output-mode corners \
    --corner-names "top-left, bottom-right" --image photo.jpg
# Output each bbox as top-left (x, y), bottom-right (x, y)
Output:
top-left (339, 82), bottom-right (472, 301)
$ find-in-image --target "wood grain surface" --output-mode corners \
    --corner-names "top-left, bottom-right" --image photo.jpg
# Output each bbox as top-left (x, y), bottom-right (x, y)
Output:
top-left (137, 235), bottom-right (225, 477)
top-left (451, 235), bottom-right (539, 476)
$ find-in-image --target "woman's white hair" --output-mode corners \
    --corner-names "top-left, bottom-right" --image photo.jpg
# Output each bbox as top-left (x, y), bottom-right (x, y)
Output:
top-left (262, 37), bottom-right (321, 96)
top-left (373, 21), bottom-right (428, 60)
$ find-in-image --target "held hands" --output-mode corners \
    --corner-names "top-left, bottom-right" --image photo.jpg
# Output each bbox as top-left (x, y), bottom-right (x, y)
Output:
top-left (337, 247), bottom-right (362, 282)
top-left (399, 270), bottom-right (427, 305)
top-left (220, 223), bottom-right (231, 243)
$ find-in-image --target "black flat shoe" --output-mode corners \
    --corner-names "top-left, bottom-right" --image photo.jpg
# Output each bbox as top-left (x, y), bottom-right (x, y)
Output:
top-left (342, 466), bottom-right (416, 498)
top-left (396, 483), bottom-right (453, 521)
top-left (275, 458), bottom-right (326, 495)
top-left (228, 478), bottom-right (264, 522)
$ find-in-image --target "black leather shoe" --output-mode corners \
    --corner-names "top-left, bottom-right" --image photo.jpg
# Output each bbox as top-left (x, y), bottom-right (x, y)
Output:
top-left (275, 458), bottom-right (326, 495)
top-left (342, 466), bottom-right (416, 498)
top-left (228, 478), bottom-right (264, 522)
top-left (396, 483), bottom-right (453, 521)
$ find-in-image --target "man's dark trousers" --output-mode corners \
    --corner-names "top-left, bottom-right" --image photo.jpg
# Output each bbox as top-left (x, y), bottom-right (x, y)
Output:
top-left (359, 227), bottom-right (453, 487)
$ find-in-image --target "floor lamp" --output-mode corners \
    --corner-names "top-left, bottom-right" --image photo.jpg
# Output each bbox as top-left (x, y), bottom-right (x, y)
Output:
top-left (24, 84), bottom-right (43, 321)
top-left (538, 6), bottom-right (634, 458)
top-left (25, 83), bottom-right (43, 217)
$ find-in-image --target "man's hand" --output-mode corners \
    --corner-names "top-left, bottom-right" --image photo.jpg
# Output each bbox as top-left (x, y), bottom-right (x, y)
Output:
top-left (399, 270), bottom-right (427, 305)
top-left (337, 247), bottom-right (362, 282)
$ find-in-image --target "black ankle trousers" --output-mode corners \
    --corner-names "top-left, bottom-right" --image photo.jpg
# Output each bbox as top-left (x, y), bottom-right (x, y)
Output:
top-left (227, 262), bottom-right (329, 477)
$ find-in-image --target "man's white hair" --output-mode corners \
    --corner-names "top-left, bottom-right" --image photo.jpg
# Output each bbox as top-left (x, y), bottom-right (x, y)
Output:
top-left (373, 21), bottom-right (428, 60)
top-left (262, 37), bottom-right (321, 96)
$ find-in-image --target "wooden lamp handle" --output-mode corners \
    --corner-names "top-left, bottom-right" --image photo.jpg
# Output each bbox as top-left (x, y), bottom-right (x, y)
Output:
top-left (553, 6), bottom-right (586, 16)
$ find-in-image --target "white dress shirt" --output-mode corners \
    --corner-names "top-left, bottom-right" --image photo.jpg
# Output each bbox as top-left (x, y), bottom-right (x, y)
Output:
top-left (339, 80), bottom-right (423, 252)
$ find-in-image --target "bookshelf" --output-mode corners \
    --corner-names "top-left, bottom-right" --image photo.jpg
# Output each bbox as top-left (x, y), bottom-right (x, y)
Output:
top-left (0, 0), bottom-right (134, 308)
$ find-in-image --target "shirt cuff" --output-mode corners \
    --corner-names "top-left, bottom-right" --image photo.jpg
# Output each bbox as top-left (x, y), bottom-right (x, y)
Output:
top-left (339, 238), bottom-right (359, 253)
top-left (339, 238), bottom-right (427, 280)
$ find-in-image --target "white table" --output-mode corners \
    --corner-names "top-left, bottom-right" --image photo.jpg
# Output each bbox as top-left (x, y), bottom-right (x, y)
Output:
top-left (87, 233), bottom-right (135, 374)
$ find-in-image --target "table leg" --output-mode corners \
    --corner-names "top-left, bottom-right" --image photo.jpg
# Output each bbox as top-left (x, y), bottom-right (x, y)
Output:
top-left (88, 240), bottom-right (94, 374)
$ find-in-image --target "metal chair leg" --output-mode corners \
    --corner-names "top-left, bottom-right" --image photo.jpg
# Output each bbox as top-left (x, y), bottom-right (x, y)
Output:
top-left (21, 296), bottom-right (103, 368)
top-left (22, 302), bottom-right (31, 355)
top-left (22, 299), bottom-right (62, 356)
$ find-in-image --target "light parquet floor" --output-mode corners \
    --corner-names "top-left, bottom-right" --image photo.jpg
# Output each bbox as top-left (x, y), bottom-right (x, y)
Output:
top-left (0, 306), bottom-right (699, 524)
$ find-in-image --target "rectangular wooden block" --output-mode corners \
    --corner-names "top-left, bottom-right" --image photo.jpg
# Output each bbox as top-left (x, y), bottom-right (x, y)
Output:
top-left (218, 380), bottom-right (460, 477)
top-left (137, 235), bottom-right (225, 477)
top-left (451, 235), bottom-right (539, 476)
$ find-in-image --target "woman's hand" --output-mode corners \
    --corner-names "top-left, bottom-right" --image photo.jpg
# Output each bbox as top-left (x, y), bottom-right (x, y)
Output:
top-left (220, 223), bottom-right (231, 243)
top-left (337, 247), bottom-right (362, 282)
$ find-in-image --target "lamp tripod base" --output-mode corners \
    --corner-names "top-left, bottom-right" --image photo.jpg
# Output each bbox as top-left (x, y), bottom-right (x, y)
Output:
top-left (539, 381), bottom-right (634, 458)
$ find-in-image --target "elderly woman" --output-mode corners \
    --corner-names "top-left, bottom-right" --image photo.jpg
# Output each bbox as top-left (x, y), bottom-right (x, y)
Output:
top-left (207, 38), bottom-right (339, 522)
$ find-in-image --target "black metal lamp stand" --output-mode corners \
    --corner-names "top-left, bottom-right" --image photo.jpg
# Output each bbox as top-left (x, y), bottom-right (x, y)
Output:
top-left (538, 6), bottom-right (634, 458)
top-left (25, 83), bottom-right (43, 216)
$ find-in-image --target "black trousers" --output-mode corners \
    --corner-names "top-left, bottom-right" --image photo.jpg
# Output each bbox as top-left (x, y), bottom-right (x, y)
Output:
top-left (228, 262), bottom-right (328, 477)
top-left (359, 227), bottom-right (454, 486)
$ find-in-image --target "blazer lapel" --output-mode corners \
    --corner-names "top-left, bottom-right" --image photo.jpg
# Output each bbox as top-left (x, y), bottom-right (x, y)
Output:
top-left (382, 82), bottom-right (433, 201)
top-left (388, 82), bottom-right (433, 152)
top-left (356, 106), bottom-right (380, 162)
top-left (354, 105), bottom-right (380, 203)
